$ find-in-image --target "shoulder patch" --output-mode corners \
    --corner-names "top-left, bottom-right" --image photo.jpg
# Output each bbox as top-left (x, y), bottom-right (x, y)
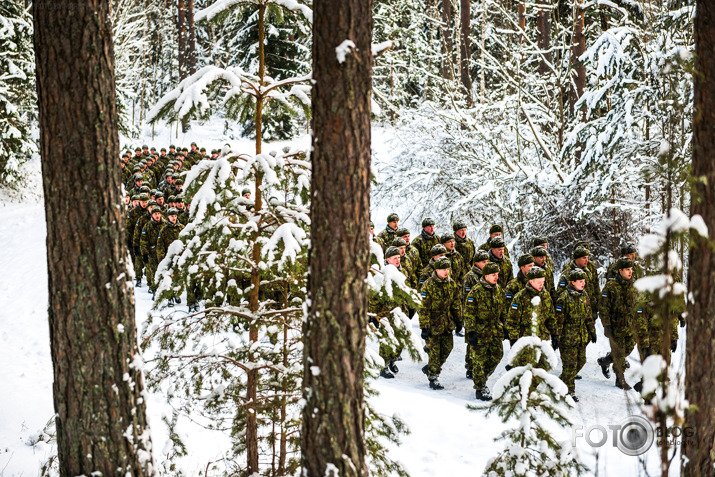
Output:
top-left (556, 305), bottom-right (562, 312)
top-left (559, 281), bottom-right (566, 287)
top-left (421, 292), bottom-right (427, 297)
top-left (506, 293), bottom-right (512, 298)
top-left (468, 297), bottom-right (473, 303)
top-left (602, 292), bottom-right (608, 297)
top-left (465, 286), bottom-right (471, 291)
top-left (637, 308), bottom-right (643, 313)
top-left (511, 303), bottom-right (518, 309)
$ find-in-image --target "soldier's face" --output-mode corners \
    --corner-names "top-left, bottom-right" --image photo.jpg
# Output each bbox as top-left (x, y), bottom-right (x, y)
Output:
top-left (139, 201), bottom-right (148, 208)
top-left (455, 228), bottom-right (466, 239)
top-left (521, 263), bottom-right (534, 275)
top-left (369, 226), bottom-right (374, 235)
top-left (436, 268), bottom-right (450, 279)
top-left (492, 247), bottom-right (504, 259)
top-left (177, 203), bottom-right (184, 209)
top-left (386, 255), bottom-right (400, 267)
top-left (152, 212), bottom-right (162, 221)
top-left (476, 260), bottom-right (488, 270)
top-left (619, 267), bottom-right (633, 280)
top-left (444, 239), bottom-right (455, 252)
top-left (401, 234), bottom-right (410, 245)
top-left (212, 154), bottom-right (218, 159)
top-left (168, 215), bottom-right (178, 224)
top-left (484, 273), bottom-right (498, 285)
top-left (625, 253), bottom-right (635, 261)
top-left (572, 279), bottom-right (586, 290)
top-left (423, 225), bottom-right (435, 235)
top-left (191, 145), bottom-right (197, 151)
top-left (434, 253), bottom-right (445, 260)
top-left (534, 256), bottom-right (546, 267)
top-left (387, 220), bottom-right (398, 230)
top-left (530, 278), bottom-right (545, 291)
top-left (575, 256), bottom-right (589, 268)
top-left (157, 198), bottom-right (164, 206)
top-left (398, 246), bottom-right (406, 256)
top-left (490, 232), bottom-right (502, 239)
top-left (243, 193), bottom-right (251, 199)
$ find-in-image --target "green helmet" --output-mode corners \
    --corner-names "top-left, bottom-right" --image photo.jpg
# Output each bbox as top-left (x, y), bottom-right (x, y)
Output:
top-left (142, 144), bottom-right (148, 149)
top-left (621, 243), bottom-right (637, 256)
top-left (527, 266), bottom-right (546, 279)
top-left (175, 179), bottom-right (184, 186)
top-left (430, 244), bottom-right (447, 257)
top-left (396, 227), bottom-right (410, 237)
top-left (167, 195), bottom-right (177, 202)
top-left (131, 194), bottom-right (139, 201)
top-left (575, 240), bottom-right (590, 251)
top-left (200, 147), bottom-right (206, 152)
top-left (133, 173), bottom-right (143, 181)
top-left (242, 188), bottom-right (251, 195)
top-left (155, 191), bottom-right (164, 198)
top-left (517, 254), bottom-right (534, 268)
top-left (473, 249), bottom-right (490, 263)
top-left (482, 262), bottom-right (499, 276)
top-left (172, 173), bottom-right (180, 180)
top-left (150, 189), bottom-right (158, 196)
top-left (175, 196), bottom-right (184, 204)
top-left (385, 246), bottom-right (400, 259)
top-left (434, 257), bottom-right (451, 270)
top-left (369, 220), bottom-right (374, 228)
top-left (166, 207), bottom-right (179, 216)
top-left (138, 193), bottom-right (149, 201)
top-left (573, 246), bottom-right (589, 260)
top-left (533, 236), bottom-right (547, 247)
top-left (530, 246), bottom-right (548, 258)
top-left (147, 199), bottom-right (157, 207)
top-left (169, 144), bottom-right (176, 149)
top-left (139, 186), bottom-right (150, 194)
top-left (160, 147), bottom-right (166, 152)
top-left (393, 237), bottom-right (407, 247)
top-left (387, 212), bottom-right (399, 223)
top-left (490, 237), bottom-right (506, 249)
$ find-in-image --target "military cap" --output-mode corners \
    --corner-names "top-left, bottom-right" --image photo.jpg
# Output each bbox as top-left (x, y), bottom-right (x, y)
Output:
top-left (422, 217), bottom-right (435, 227)
top-left (131, 194), bottom-right (139, 201)
top-left (621, 243), bottom-right (637, 256)
top-left (533, 236), bottom-right (547, 247)
top-left (385, 246), bottom-right (400, 259)
top-left (175, 179), bottom-right (184, 186)
top-left (150, 147), bottom-right (156, 152)
top-left (518, 254), bottom-right (535, 268)
top-left (440, 233), bottom-right (455, 243)
top-left (568, 269), bottom-right (588, 282)
top-left (211, 149), bottom-right (217, 154)
top-left (573, 246), bottom-right (589, 259)
top-left (369, 220), bottom-right (374, 228)
top-left (165, 170), bottom-right (173, 178)
top-left (160, 147), bottom-right (166, 152)
top-left (166, 207), bottom-right (179, 216)
top-left (575, 240), bottom-right (590, 250)
top-left (527, 266), bottom-right (546, 279)
top-left (200, 147), bottom-right (206, 152)
top-left (138, 193), bottom-right (149, 201)
top-left (148, 199), bottom-right (157, 207)
top-left (452, 220), bottom-right (468, 232)
top-left (396, 227), bottom-right (410, 237)
top-left (182, 147), bottom-right (189, 152)
top-left (150, 189), bottom-right (158, 196)
top-left (169, 144), bottom-right (176, 149)
top-left (473, 249), bottom-right (490, 263)
top-left (242, 188), bottom-right (251, 195)
top-left (434, 257), bottom-right (452, 270)
top-left (133, 165), bottom-right (141, 172)
top-left (530, 246), bottom-right (548, 258)
top-left (174, 196), bottom-right (184, 204)
top-left (191, 142), bottom-right (197, 147)
top-left (135, 147), bottom-right (141, 152)
top-left (387, 212), bottom-right (399, 223)
top-left (148, 205), bottom-right (160, 214)
top-left (393, 237), bottom-right (407, 247)
top-left (133, 173), bottom-right (143, 181)
top-left (430, 244), bottom-right (447, 256)
top-left (482, 262), bottom-right (500, 276)
top-left (139, 159), bottom-right (147, 165)
top-left (167, 195), bottom-right (177, 202)
top-left (172, 173), bottom-right (180, 180)
top-left (139, 186), bottom-right (150, 194)
top-left (155, 191), bottom-right (164, 198)
top-left (617, 257), bottom-right (634, 270)
top-left (490, 237), bottom-right (506, 249)
top-left (142, 144), bottom-right (148, 149)
top-left (489, 224), bottom-right (503, 234)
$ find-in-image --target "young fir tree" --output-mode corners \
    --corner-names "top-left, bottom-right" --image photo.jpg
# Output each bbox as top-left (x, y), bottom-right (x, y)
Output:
top-left (476, 297), bottom-right (586, 477)
top-left (0, 0), bottom-right (36, 190)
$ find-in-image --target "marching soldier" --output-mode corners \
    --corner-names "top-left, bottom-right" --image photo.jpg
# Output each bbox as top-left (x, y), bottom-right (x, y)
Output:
top-left (505, 254), bottom-right (534, 304)
top-left (479, 224), bottom-right (510, 258)
top-left (488, 237), bottom-right (513, 288)
top-left (412, 217), bottom-right (440, 269)
top-left (453, 220), bottom-right (476, 265)
top-left (377, 212), bottom-right (400, 250)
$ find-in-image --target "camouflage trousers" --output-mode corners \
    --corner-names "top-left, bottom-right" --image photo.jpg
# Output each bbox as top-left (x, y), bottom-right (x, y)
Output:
top-left (559, 344), bottom-right (587, 393)
top-left (146, 257), bottom-right (158, 290)
top-left (133, 250), bottom-right (145, 281)
top-left (607, 330), bottom-right (635, 379)
top-left (427, 331), bottom-right (453, 379)
top-left (470, 336), bottom-right (503, 389)
top-left (379, 342), bottom-right (403, 365)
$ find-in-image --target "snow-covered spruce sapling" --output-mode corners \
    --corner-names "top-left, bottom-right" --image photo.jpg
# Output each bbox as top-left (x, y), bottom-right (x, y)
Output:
top-left (474, 297), bottom-right (586, 477)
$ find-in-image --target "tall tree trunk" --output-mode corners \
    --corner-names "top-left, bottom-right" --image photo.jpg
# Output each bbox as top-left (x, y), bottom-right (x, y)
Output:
top-left (32, 1), bottom-right (153, 476)
top-left (177, 0), bottom-right (187, 80)
top-left (536, 0), bottom-right (552, 75)
top-left (684, 1), bottom-right (715, 474)
top-left (460, 0), bottom-right (472, 100)
top-left (187, 0), bottom-right (196, 74)
top-left (302, 0), bottom-right (372, 475)
top-left (440, 0), bottom-right (455, 80)
top-left (569, 0), bottom-right (585, 116)
top-left (480, 0), bottom-right (486, 103)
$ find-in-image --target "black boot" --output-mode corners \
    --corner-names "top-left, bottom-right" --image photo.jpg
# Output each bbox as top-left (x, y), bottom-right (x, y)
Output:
top-left (466, 369), bottom-right (473, 379)
top-left (575, 374), bottom-right (582, 380)
top-left (380, 367), bottom-right (395, 379)
top-left (505, 365), bottom-right (512, 371)
top-left (135, 277), bottom-right (142, 287)
top-left (615, 376), bottom-right (632, 390)
top-left (174, 296), bottom-right (181, 304)
top-left (429, 377), bottom-right (444, 390)
top-left (625, 361), bottom-right (630, 369)
top-left (422, 364), bottom-right (429, 375)
top-left (569, 392), bottom-right (579, 402)
top-left (634, 380), bottom-right (643, 393)
top-left (475, 386), bottom-right (492, 401)
top-left (388, 361), bottom-right (399, 374)
top-left (597, 356), bottom-right (611, 379)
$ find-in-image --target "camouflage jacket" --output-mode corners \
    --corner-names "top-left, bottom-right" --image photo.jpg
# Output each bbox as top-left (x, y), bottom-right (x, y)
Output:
top-left (462, 264), bottom-right (483, 304)
top-left (400, 253), bottom-right (419, 290)
top-left (557, 260), bottom-right (599, 320)
top-left (140, 217), bottom-right (167, 259)
top-left (506, 283), bottom-right (556, 341)
top-left (478, 237), bottom-right (511, 259)
top-left (376, 226), bottom-right (398, 250)
top-left (455, 236), bottom-right (476, 264)
top-left (463, 278), bottom-right (507, 340)
top-left (411, 230), bottom-right (440, 269)
top-left (157, 221), bottom-right (184, 263)
top-left (178, 209), bottom-right (190, 226)
top-left (418, 258), bottom-right (438, 290)
top-left (133, 210), bottom-right (153, 249)
top-left (606, 260), bottom-right (646, 282)
top-left (504, 272), bottom-right (528, 304)
top-left (126, 205), bottom-right (147, 244)
top-left (555, 286), bottom-right (595, 347)
top-left (599, 275), bottom-right (645, 341)
top-left (405, 245), bottom-right (421, 271)
top-left (445, 250), bottom-right (466, 284)
top-left (418, 272), bottom-right (461, 335)
top-left (488, 250), bottom-right (514, 289)
top-left (635, 293), bottom-right (678, 353)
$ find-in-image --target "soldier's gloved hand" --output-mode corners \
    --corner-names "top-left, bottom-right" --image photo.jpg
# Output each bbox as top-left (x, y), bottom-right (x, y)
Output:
top-left (671, 340), bottom-right (678, 352)
top-left (551, 336), bottom-right (559, 351)
top-left (467, 331), bottom-right (478, 347)
top-left (454, 320), bottom-right (464, 336)
top-left (679, 317), bottom-right (686, 328)
top-left (644, 347), bottom-right (652, 358)
top-left (368, 317), bottom-right (379, 328)
top-left (509, 338), bottom-right (517, 347)
top-left (421, 328), bottom-right (431, 340)
top-left (589, 332), bottom-right (597, 344)
top-left (604, 325), bottom-right (613, 339)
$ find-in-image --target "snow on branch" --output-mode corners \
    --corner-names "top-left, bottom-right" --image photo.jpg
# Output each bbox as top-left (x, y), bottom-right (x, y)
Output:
top-left (196, 0), bottom-right (313, 24)
top-left (336, 40), bottom-right (356, 64)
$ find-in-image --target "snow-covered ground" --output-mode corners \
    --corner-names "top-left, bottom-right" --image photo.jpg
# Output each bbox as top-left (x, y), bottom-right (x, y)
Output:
top-left (0, 124), bottom-right (685, 476)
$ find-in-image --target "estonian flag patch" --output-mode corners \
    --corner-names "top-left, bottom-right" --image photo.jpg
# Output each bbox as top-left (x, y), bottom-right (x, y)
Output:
top-left (468, 297), bottom-right (473, 303)
top-left (602, 292), bottom-right (608, 297)
top-left (556, 305), bottom-right (562, 311)
top-left (421, 292), bottom-right (427, 297)
top-left (511, 303), bottom-right (518, 309)
top-left (637, 308), bottom-right (643, 313)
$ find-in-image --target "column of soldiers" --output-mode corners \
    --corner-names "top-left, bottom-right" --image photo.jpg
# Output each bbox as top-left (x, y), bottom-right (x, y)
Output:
top-left (369, 213), bottom-right (686, 402)
top-left (121, 142), bottom-right (226, 311)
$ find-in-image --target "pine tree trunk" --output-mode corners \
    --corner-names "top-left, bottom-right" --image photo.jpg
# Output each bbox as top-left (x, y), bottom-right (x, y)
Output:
top-left (459, 0), bottom-right (472, 99)
top-left (302, 0), bottom-right (372, 475)
top-left (569, 0), bottom-right (585, 116)
top-left (684, 1), bottom-right (715, 474)
top-left (177, 0), bottom-right (187, 80)
top-left (187, 0), bottom-right (196, 74)
top-left (32, 1), bottom-right (153, 476)
top-left (440, 0), bottom-right (455, 80)
top-left (536, 0), bottom-right (552, 75)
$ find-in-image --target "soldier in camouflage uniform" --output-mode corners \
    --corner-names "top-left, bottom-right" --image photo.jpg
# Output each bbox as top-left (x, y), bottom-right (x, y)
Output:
top-left (453, 220), bottom-right (476, 266)
top-left (370, 246), bottom-right (405, 379)
top-left (464, 262), bottom-right (507, 401)
top-left (376, 212), bottom-right (400, 250)
top-left (411, 217), bottom-right (440, 269)
top-left (488, 237), bottom-right (513, 288)
top-left (606, 243), bottom-right (646, 282)
top-left (176, 197), bottom-right (190, 225)
top-left (505, 254), bottom-right (534, 304)
top-left (156, 207), bottom-right (185, 306)
top-left (140, 206), bottom-right (167, 296)
top-left (419, 257), bottom-right (461, 390)
top-left (418, 244), bottom-right (447, 290)
top-left (506, 266), bottom-right (557, 346)
top-left (563, 240), bottom-right (600, 287)
top-left (126, 193), bottom-right (149, 281)
top-left (532, 237), bottom-right (554, 270)
top-left (397, 227), bottom-right (421, 273)
top-left (531, 246), bottom-right (557, 303)
top-left (478, 224), bottom-right (510, 258)
top-left (462, 249), bottom-right (491, 378)
top-left (556, 269), bottom-right (597, 401)
top-left (558, 246), bottom-right (599, 322)
top-left (394, 237), bottom-right (418, 290)
top-left (597, 258), bottom-right (649, 390)
top-left (441, 233), bottom-right (466, 284)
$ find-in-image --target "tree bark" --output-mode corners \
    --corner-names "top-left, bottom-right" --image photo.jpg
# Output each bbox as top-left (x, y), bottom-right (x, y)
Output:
top-left (187, 0), bottom-right (196, 74)
top-left (32, 1), bottom-right (153, 476)
top-left (569, 0), bottom-right (586, 116)
top-left (302, 0), bottom-right (372, 475)
top-left (440, 0), bottom-right (455, 80)
top-left (459, 0), bottom-right (472, 99)
top-left (536, 0), bottom-right (552, 75)
top-left (684, 1), bottom-right (715, 474)
top-left (177, 0), bottom-right (187, 80)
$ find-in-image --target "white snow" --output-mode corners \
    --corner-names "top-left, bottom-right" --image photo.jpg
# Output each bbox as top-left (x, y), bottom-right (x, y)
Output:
top-left (335, 40), bottom-right (356, 64)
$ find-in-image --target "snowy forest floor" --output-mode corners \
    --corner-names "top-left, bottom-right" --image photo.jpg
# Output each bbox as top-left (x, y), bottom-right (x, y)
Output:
top-left (0, 122), bottom-right (685, 476)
